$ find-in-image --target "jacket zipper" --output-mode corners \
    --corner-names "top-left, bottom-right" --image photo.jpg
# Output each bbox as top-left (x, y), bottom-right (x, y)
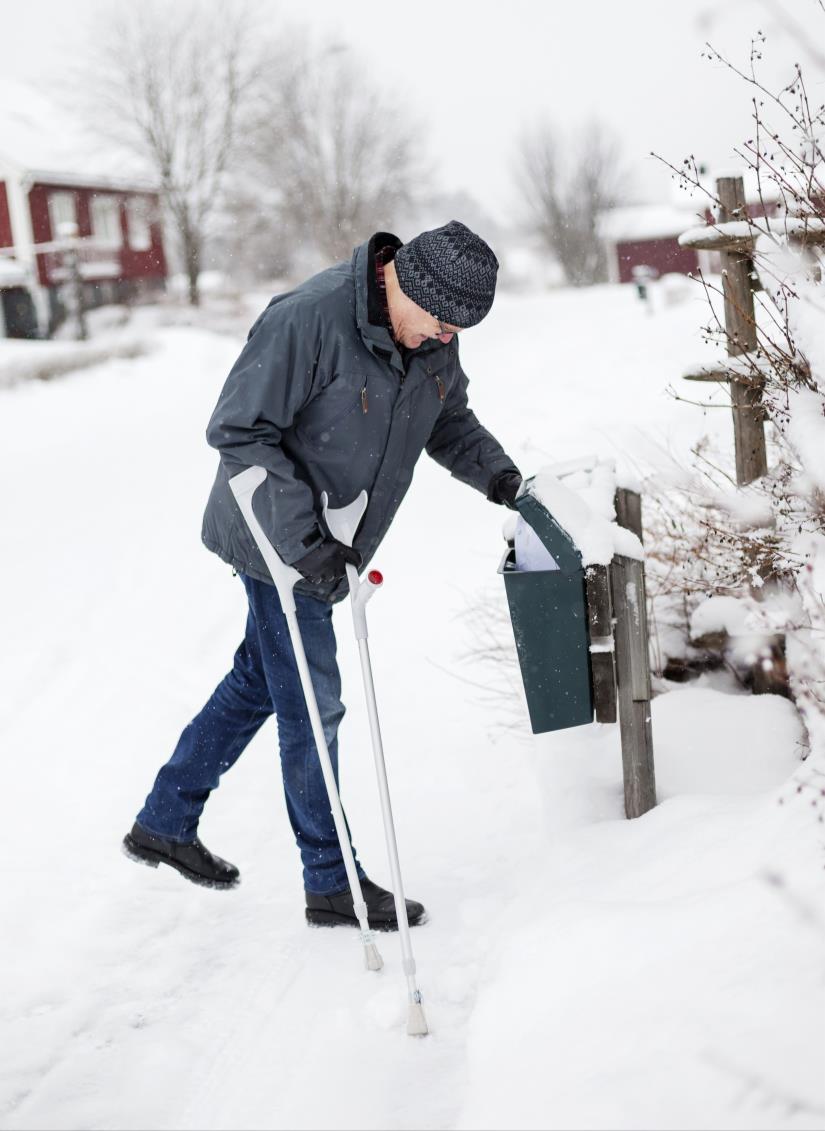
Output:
top-left (361, 382), bottom-right (369, 413)
top-left (435, 375), bottom-right (446, 403)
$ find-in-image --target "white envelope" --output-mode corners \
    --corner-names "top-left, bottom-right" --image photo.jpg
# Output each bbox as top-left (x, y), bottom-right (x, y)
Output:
top-left (514, 515), bottom-right (560, 572)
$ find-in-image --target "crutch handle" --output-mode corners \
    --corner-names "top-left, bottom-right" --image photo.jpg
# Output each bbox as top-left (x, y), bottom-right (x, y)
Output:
top-left (228, 466), bottom-right (302, 614)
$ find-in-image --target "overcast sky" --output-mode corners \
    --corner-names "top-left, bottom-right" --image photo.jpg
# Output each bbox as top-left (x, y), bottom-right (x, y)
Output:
top-left (2, 0), bottom-right (820, 219)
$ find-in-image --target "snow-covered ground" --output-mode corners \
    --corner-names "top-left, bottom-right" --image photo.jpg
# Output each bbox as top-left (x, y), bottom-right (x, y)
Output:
top-left (1, 283), bottom-right (823, 1131)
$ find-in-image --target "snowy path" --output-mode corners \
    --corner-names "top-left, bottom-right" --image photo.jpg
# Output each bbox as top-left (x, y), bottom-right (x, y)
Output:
top-left (2, 288), bottom-right (823, 1130)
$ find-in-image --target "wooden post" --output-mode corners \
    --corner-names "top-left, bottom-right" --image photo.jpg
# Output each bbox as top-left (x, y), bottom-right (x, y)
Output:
top-left (67, 245), bottom-right (88, 342)
top-left (679, 187), bottom-right (788, 698)
top-left (611, 489), bottom-right (656, 819)
top-left (614, 486), bottom-right (643, 543)
top-left (717, 176), bottom-right (767, 485)
top-left (717, 180), bottom-right (785, 692)
top-left (585, 563), bottom-right (617, 724)
top-left (748, 634), bottom-right (790, 696)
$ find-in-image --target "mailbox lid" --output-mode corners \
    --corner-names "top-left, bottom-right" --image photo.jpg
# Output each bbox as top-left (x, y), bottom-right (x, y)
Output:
top-left (514, 483), bottom-right (582, 574)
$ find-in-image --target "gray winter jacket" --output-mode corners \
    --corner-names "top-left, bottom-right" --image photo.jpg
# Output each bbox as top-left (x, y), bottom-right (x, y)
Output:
top-left (201, 232), bottom-right (518, 602)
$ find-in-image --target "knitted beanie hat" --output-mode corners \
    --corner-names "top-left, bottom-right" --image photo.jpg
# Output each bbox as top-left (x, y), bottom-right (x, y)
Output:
top-left (393, 220), bottom-right (498, 328)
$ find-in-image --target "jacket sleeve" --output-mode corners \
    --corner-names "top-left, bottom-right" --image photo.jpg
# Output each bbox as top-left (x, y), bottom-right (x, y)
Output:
top-left (425, 353), bottom-right (519, 496)
top-left (205, 298), bottom-right (323, 565)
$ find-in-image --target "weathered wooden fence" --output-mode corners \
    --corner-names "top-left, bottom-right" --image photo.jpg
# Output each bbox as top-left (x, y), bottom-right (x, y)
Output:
top-left (585, 486), bottom-right (656, 819)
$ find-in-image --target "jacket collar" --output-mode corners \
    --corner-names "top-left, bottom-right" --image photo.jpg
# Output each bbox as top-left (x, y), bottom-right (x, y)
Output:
top-left (353, 232), bottom-right (404, 371)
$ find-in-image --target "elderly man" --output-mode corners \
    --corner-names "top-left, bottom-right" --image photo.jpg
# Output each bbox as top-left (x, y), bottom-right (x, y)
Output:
top-left (124, 221), bottom-right (522, 929)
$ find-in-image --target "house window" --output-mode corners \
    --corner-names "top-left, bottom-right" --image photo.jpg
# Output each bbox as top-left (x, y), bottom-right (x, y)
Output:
top-left (125, 196), bottom-right (153, 251)
top-left (90, 194), bottom-right (122, 249)
top-left (48, 190), bottom-right (77, 239)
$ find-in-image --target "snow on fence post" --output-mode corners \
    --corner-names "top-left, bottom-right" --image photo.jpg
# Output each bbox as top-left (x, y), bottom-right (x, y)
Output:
top-left (717, 175), bottom-right (767, 486)
top-left (611, 488), bottom-right (656, 819)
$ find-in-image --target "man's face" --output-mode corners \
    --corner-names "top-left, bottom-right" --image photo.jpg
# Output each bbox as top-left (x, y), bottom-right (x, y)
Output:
top-left (391, 290), bottom-right (463, 350)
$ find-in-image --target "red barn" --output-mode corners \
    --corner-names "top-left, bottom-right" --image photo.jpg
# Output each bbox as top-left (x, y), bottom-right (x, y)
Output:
top-left (602, 204), bottom-right (707, 285)
top-left (602, 175), bottom-right (782, 286)
top-left (0, 79), bottom-right (167, 338)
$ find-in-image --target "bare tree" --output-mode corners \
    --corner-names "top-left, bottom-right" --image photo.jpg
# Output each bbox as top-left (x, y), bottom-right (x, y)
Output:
top-left (242, 42), bottom-right (421, 266)
top-left (80, 1), bottom-right (256, 304)
top-left (517, 119), bottom-right (627, 286)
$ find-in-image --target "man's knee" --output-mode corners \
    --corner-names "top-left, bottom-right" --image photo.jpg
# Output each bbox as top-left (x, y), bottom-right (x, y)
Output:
top-left (217, 660), bottom-right (273, 716)
top-left (274, 694), bottom-right (343, 747)
top-left (320, 696), bottom-right (346, 746)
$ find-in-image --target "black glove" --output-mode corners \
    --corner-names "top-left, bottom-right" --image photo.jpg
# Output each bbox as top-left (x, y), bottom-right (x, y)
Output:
top-left (294, 537), bottom-right (362, 584)
top-left (488, 469), bottom-right (523, 510)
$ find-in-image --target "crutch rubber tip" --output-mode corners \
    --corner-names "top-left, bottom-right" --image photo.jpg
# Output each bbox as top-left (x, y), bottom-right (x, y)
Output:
top-left (406, 999), bottom-right (429, 1037)
top-left (364, 942), bottom-right (384, 972)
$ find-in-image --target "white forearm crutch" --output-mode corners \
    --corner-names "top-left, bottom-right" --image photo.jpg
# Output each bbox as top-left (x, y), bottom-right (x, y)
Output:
top-left (323, 491), bottom-right (429, 1038)
top-left (229, 466), bottom-right (382, 973)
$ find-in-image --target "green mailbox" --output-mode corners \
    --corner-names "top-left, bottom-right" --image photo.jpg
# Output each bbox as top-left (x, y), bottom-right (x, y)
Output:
top-left (499, 483), bottom-right (594, 734)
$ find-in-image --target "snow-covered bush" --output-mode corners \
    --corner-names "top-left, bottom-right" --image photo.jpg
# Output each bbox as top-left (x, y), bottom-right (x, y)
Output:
top-left (651, 28), bottom-right (825, 753)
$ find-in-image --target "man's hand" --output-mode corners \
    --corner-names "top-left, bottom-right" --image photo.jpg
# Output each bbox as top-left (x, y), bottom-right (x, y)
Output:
top-left (294, 538), bottom-right (362, 584)
top-left (488, 469), bottom-right (523, 510)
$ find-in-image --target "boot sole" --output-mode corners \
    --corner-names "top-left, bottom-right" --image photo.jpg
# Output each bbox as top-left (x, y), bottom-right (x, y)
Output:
top-left (122, 835), bottom-right (240, 891)
top-left (305, 907), bottom-right (427, 931)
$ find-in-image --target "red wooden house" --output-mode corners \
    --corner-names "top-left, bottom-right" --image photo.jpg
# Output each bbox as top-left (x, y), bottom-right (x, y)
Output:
top-left (0, 79), bottom-right (168, 338)
top-left (602, 204), bottom-right (706, 285)
top-left (602, 173), bottom-right (781, 286)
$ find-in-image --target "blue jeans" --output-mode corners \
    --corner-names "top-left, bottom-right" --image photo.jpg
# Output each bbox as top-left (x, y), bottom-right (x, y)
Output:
top-left (136, 574), bottom-right (364, 894)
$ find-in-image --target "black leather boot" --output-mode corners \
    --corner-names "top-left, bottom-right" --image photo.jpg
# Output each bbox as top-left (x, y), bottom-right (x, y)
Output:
top-left (123, 822), bottom-right (240, 889)
top-left (305, 877), bottom-right (426, 930)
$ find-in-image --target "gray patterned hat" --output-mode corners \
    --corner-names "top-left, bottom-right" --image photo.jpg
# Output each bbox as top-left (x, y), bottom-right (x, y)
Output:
top-left (394, 220), bottom-right (498, 328)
